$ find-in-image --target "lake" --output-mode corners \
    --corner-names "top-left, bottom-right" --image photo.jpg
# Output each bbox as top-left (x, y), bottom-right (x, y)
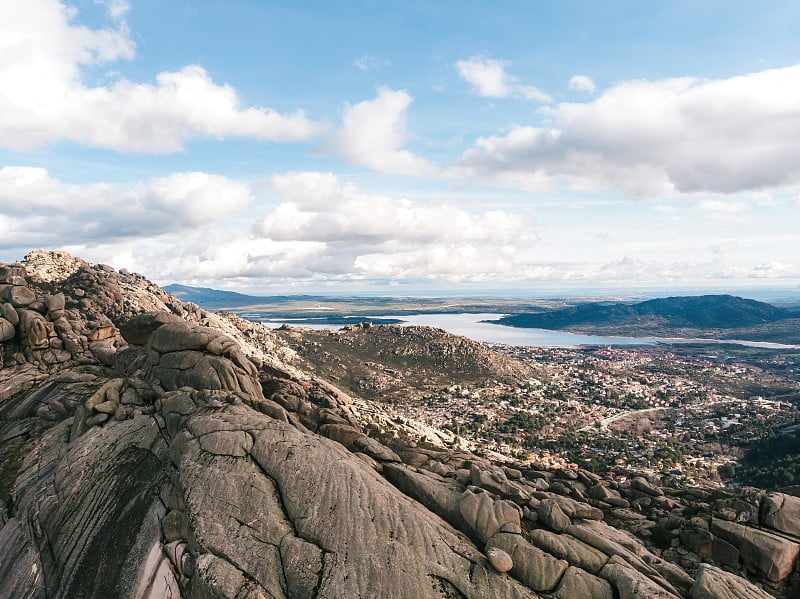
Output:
top-left (254, 312), bottom-right (800, 349)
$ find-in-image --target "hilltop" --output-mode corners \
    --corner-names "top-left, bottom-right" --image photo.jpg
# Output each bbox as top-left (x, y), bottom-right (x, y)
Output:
top-left (274, 322), bottom-right (536, 401)
top-left (495, 294), bottom-right (800, 343)
top-left (1, 250), bottom-right (798, 598)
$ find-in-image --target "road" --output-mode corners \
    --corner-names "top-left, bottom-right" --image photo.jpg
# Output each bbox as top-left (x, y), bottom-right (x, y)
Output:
top-left (580, 406), bottom-right (669, 432)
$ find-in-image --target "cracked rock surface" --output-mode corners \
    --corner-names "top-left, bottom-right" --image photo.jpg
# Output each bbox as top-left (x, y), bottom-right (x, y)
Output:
top-left (1, 250), bottom-right (798, 598)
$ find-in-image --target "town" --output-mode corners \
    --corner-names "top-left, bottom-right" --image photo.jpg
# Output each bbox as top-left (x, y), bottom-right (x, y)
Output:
top-left (403, 343), bottom-right (800, 487)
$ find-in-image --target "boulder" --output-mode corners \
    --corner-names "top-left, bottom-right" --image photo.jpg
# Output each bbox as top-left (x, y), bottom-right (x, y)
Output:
top-left (383, 463), bottom-right (463, 526)
top-left (761, 492), bottom-right (800, 538)
top-left (589, 483), bottom-right (628, 506)
top-left (487, 547), bottom-right (513, 573)
top-left (119, 312), bottom-right (184, 346)
top-left (0, 264), bottom-right (27, 283)
top-left (486, 532), bottom-right (568, 592)
top-left (712, 537), bottom-right (740, 568)
top-left (471, 464), bottom-right (512, 495)
top-left (18, 309), bottom-right (49, 349)
top-left (0, 302), bottom-right (19, 326)
top-left (538, 497), bottom-right (571, 532)
top-left (459, 489), bottom-right (521, 542)
top-left (280, 535), bottom-right (324, 598)
top-left (161, 510), bottom-right (187, 543)
top-left (690, 563), bottom-right (774, 599)
top-left (0, 317), bottom-right (14, 342)
top-left (680, 526), bottom-right (714, 555)
top-left (352, 434), bottom-right (401, 462)
top-left (528, 528), bottom-right (608, 574)
top-left (87, 325), bottom-right (115, 342)
top-left (711, 518), bottom-right (800, 582)
top-left (600, 555), bottom-right (681, 599)
top-left (319, 423), bottom-right (361, 448)
top-left (149, 322), bottom-right (219, 353)
top-left (631, 476), bottom-right (664, 497)
top-left (1, 284), bottom-right (35, 307)
top-left (44, 293), bottom-right (65, 315)
top-left (554, 566), bottom-right (614, 599)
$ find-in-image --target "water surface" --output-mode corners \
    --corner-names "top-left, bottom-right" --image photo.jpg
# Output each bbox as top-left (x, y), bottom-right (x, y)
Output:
top-left (257, 312), bottom-right (800, 349)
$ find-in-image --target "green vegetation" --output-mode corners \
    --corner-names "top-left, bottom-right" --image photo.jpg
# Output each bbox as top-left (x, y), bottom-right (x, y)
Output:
top-left (727, 429), bottom-right (800, 490)
top-left (494, 295), bottom-right (800, 344)
top-left (496, 295), bottom-right (791, 330)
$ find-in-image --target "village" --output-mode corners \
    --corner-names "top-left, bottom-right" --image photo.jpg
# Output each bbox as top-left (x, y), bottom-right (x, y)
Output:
top-left (404, 343), bottom-right (800, 485)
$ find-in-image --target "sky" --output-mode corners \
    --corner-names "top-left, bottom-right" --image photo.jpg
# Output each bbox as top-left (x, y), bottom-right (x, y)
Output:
top-left (1, 0), bottom-right (800, 294)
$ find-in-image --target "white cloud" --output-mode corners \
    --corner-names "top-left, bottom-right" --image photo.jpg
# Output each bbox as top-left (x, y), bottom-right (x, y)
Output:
top-left (353, 54), bottom-right (388, 71)
top-left (248, 171), bottom-right (533, 281)
top-left (0, 166), bottom-right (538, 286)
top-left (3, 167), bottom-right (796, 288)
top-left (455, 55), bottom-right (551, 102)
top-left (0, 0), bottom-right (321, 152)
top-left (255, 171), bottom-right (528, 246)
top-left (568, 75), bottom-right (597, 93)
top-left (459, 65), bottom-right (800, 198)
top-left (331, 87), bottom-right (438, 176)
top-left (0, 166), bottom-right (253, 249)
top-left (94, 0), bottom-right (129, 19)
top-left (697, 199), bottom-right (747, 214)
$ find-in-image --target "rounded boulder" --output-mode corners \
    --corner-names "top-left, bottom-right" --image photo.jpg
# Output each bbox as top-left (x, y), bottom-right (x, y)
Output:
top-left (486, 547), bottom-right (513, 573)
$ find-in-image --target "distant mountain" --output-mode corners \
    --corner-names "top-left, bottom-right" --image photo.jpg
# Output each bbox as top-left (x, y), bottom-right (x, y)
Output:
top-left (162, 284), bottom-right (261, 308)
top-left (496, 294), bottom-right (793, 330)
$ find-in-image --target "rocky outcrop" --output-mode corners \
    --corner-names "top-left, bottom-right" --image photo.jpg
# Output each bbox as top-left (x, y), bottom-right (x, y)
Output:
top-left (711, 519), bottom-right (799, 583)
top-left (691, 564), bottom-right (775, 599)
top-left (1, 308), bottom-right (536, 598)
top-left (761, 492), bottom-right (800, 539)
top-left (1, 250), bottom-right (799, 598)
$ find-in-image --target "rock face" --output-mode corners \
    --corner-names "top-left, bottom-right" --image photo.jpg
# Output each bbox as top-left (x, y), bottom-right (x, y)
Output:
top-left (1, 250), bottom-right (799, 598)
top-left (691, 564), bottom-right (775, 599)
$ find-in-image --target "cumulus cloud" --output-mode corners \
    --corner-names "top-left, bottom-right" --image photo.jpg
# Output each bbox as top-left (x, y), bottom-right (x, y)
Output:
top-left (254, 171), bottom-right (527, 245)
top-left (455, 55), bottom-right (551, 102)
top-left (0, 166), bottom-right (253, 249)
top-left (249, 171), bottom-right (532, 280)
top-left (0, 166), bottom-right (538, 286)
top-left (331, 87), bottom-right (438, 176)
top-left (459, 65), bottom-right (800, 198)
top-left (568, 75), bottom-right (597, 93)
top-left (0, 0), bottom-right (320, 152)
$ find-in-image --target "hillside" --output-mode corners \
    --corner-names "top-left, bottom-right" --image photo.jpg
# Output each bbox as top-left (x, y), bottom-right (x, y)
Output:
top-left (274, 322), bottom-right (536, 402)
top-left (496, 294), bottom-right (800, 343)
top-left (162, 284), bottom-right (266, 308)
top-left (1, 250), bottom-right (798, 598)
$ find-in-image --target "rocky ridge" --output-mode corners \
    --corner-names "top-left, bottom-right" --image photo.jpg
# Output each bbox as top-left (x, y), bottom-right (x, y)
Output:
top-left (273, 321), bottom-right (535, 399)
top-left (0, 250), bottom-right (798, 598)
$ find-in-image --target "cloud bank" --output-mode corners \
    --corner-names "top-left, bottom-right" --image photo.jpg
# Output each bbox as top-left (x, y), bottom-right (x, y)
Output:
top-left (0, 166), bottom-right (253, 248)
top-left (0, 0), bottom-right (320, 152)
top-left (460, 65), bottom-right (800, 198)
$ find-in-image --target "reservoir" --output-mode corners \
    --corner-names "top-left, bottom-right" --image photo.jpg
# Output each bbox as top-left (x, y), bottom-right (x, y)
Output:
top-left (252, 311), bottom-right (800, 349)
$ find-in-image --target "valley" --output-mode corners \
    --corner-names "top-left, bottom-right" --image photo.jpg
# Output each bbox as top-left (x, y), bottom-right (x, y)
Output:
top-left (3, 250), bottom-right (800, 598)
top-left (273, 323), bottom-right (800, 489)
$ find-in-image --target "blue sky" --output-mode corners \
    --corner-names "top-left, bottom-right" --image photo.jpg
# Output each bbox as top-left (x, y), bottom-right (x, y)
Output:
top-left (1, 0), bottom-right (799, 293)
